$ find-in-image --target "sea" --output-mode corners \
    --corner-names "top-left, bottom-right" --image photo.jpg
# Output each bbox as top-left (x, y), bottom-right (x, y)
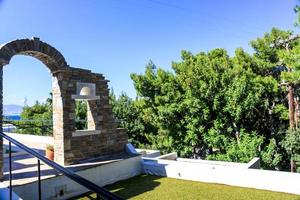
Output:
top-left (3, 115), bottom-right (21, 121)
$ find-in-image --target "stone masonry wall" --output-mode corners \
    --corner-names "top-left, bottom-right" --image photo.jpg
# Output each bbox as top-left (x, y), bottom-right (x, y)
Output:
top-left (0, 38), bottom-right (129, 170)
top-left (55, 67), bottom-right (128, 165)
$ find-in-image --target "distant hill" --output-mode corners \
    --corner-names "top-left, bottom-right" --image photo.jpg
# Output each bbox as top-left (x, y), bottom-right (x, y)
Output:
top-left (3, 104), bottom-right (23, 116)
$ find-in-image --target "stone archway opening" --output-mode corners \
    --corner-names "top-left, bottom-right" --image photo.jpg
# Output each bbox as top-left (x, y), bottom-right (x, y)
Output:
top-left (0, 37), bottom-right (69, 166)
top-left (3, 54), bottom-right (53, 136)
top-left (3, 55), bottom-right (53, 107)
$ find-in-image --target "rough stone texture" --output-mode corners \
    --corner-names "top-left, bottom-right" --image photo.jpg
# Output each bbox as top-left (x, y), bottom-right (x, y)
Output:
top-left (59, 68), bottom-right (128, 164)
top-left (0, 37), bottom-right (68, 72)
top-left (0, 38), bottom-right (128, 171)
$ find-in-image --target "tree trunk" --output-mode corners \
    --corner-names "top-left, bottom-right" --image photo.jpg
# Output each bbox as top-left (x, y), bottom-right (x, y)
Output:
top-left (294, 96), bottom-right (299, 129)
top-left (288, 85), bottom-right (295, 128)
top-left (232, 122), bottom-right (240, 145)
top-left (291, 159), bottom-right (295, 173)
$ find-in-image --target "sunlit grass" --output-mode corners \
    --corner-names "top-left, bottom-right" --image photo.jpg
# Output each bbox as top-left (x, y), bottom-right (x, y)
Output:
top-left (78, 175), bottom-right (300, 200)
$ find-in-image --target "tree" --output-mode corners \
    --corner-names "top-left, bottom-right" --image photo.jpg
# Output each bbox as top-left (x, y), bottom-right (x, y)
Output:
top-left (75, 100), bottom-right (87, 130)
top-left (122, 25), bottom-right (300, 171)
top-left (282, 128), bottom-right (300, 172)
top-left (129, 47), bottom-right (279, 162)
top-left (261, 138), bottom-right (283, 170)
top-left (131, 61), bottom-right (194, 156)
top-left (15, 93), bottom-right (88, 135)
top-left (17, 99), bottom-right (53, 135)
top-left (110, 91), bottom-right (147, 146)
top-left (251, 28), bottom-right (300, 171)
top-left (294, 5), bottom-right (300, 27)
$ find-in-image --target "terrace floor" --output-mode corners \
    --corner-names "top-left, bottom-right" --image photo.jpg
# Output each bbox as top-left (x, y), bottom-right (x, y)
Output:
top-left (1, 133), bottom-right (138, 186)
top-left (2, 151), bottom-right (138, 186)
top-left (76, 175), bottom-right (300, 200)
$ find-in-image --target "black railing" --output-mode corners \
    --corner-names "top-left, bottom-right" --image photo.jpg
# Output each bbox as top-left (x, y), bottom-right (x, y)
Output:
top-left (0, 132), bottom-right (124, 200)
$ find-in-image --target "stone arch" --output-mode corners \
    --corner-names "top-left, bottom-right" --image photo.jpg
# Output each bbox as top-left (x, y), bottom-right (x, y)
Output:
top-left (0, 37), bottom-right (70, 167)
top-left (0, 37), bottom-right (129, 173)
top-left (0, 37), bottom-right (69, 72)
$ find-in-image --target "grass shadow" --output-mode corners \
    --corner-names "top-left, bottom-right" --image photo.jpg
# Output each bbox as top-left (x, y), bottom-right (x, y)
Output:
top-left (72, 174), bottom-right (163, 200)
top-left (105, 174), bottom-right (162, 199)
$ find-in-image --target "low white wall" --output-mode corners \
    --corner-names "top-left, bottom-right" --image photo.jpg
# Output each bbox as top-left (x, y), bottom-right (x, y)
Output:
top-left (13, 155), bottom-right (142, 200)
top-left (143, 158), bottom-right (300, 195)
top-left (140, 149), bottom-right (259, 169)
top-left (135, 149), bottom-right (161, 158)
top-left (4, 133), bottom-right (53, 144)
top-left (177, 157), bottom-right (246, 166)
top-left (156, 152), bottom-right (177, 160)
top-left (3, 133), bottom-right (53, 151)
top-left (176, 157), bottom-right (260, 168)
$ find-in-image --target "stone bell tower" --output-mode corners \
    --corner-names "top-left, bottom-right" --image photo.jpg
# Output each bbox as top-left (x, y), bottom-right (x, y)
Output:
top-left (0, 38), bottom-right (128, 174)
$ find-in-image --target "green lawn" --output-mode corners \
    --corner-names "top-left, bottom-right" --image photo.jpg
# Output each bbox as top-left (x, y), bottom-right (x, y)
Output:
top-left (79, 175), bottom-right (300, 200)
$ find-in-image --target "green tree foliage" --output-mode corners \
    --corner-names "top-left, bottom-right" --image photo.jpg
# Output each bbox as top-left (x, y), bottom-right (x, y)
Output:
top-left (207, 131), bottom-right (264, 163)
top-left (113, 28), bottom-right (300, 171)
top-left (15, 94), bottom-right (88, 135)
top-left (281, 128), bottom-right (300, 172)
top-left (75, 100), bottom-right (87, 130)
top-left (294, 5), bottom-right (300, 27)
top-left (16, 98), bottom-right (52, 135)
top-left (110, 91), bottom-right (147, 147)
top-left (261, 138), bottom-right (284, 170)
top-left (129, 49), bottom-right (276, 161)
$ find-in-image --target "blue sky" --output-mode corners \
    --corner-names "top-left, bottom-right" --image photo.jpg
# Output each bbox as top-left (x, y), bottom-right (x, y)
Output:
top-left (0, 0), bottom-right (298, 105)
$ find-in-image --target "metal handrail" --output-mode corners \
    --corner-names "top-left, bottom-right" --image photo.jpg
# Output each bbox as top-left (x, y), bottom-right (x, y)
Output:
top-left (0, 131), bottom-right (124, 200)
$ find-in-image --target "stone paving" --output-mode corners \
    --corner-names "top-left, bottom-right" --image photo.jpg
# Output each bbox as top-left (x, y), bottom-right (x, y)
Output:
top-left (0, 133), bottom-right (134, 186)
top-left (2, 142), bottom-right (135, 186)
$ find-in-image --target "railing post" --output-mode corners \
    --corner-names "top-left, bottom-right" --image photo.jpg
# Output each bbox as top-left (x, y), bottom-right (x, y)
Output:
top-left (9, 141), bottom-right (12, 200)
top-left (38, 159), bottom-right (41, 200)
top-left (96, 193), bottom-right (101, 200)
top-left (0, 132), bottom-right (124, 200)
